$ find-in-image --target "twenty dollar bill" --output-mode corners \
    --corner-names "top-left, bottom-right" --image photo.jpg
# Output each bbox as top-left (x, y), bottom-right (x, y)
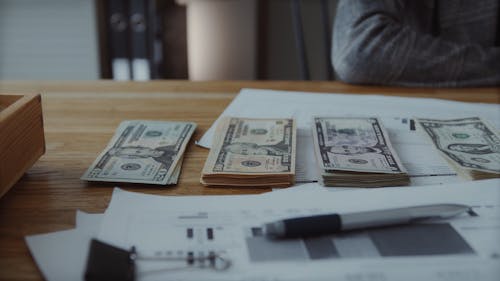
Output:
top-left (82, 120), bottom-right (196, 185)
top-left (201, 117), bottom-right (296, 187)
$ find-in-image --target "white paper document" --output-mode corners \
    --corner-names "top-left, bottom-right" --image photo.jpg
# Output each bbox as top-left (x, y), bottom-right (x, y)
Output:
top-left (25, 211), bottom-right (103, 281)
top-left (97, 179), bottom-right (500, 281)
top-left (198, 89), bottom-right (500, 185)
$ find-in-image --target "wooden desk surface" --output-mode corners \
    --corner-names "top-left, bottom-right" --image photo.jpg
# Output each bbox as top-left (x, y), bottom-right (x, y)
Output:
top-left (0, 80), bottom-right (498, 280)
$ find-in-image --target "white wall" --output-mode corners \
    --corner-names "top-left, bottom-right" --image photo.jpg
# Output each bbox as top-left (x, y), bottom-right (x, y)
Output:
top-left (0, 0), bottom-right (99, 80)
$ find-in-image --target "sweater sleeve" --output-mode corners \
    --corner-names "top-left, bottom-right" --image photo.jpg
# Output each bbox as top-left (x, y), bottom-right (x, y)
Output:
top-left (332, 0), bottom-right (500, 87)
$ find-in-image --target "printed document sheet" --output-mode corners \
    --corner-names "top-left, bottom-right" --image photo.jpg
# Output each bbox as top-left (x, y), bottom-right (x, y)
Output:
top-left (198, 89), bottom-right (500, 186)
top-left (96, 180), bottom-right (500, 281)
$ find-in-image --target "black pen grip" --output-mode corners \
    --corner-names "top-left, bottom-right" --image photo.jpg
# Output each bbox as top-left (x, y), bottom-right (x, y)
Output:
top-left (282, 214), bottom-right (342, 238)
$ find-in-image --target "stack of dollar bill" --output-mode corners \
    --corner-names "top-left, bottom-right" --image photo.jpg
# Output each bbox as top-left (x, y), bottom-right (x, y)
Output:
top-left (312, 117), bottom-right (409, 187)
top-left (81, 120), bottom-right (196, 185)
top-left (201, 117), bottom-right (296, 187)
top-left (416, 117), bottom-right (500, 180)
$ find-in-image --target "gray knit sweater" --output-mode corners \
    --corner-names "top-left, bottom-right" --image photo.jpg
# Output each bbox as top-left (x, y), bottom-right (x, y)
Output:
top-left (332, 0), bottom-right (500, 87)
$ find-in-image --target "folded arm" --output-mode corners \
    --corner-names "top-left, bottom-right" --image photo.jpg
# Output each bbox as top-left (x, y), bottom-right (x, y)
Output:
top-left (332, 0), bottom-right (500, 87)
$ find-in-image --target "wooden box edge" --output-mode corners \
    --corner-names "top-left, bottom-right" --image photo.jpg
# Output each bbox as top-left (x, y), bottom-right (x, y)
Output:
top-left (0, 93), bottom-right (45, 198)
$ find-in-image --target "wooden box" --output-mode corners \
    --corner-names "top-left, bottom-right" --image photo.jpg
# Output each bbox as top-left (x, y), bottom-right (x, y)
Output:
top-left (0, 94), bottom-right (45, 198)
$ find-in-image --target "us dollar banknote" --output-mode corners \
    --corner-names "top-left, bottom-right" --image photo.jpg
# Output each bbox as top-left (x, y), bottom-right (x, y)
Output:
top-left (417, 117), bottom-right (500, 176)
top-left (204, 117), bottom-right (295, 174)
top-left (312, 117), bottom-right (407, 174)
top-left (201, 117), bottom-right (296, 187)
top-left (82, 120), bottom-right (196, 185)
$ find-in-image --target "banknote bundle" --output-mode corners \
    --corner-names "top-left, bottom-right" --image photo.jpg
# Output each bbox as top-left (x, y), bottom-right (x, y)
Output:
top-left (201, 117), bottom-right (296, 187)
top-left (81, 120), bottom-right (196, 185)
top-left (312, 117), bottom-right (409, 187)
top-left (416, 117), bottom-right (500, 180)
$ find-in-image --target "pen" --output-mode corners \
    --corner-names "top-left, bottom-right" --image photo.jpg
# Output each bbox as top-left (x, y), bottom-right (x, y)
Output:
top-left (263, 204), bottom-right (470, 239)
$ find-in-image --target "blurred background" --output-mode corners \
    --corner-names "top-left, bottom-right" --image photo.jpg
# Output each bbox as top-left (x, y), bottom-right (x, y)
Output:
top-left (0, 0), bottom-right (338, 81)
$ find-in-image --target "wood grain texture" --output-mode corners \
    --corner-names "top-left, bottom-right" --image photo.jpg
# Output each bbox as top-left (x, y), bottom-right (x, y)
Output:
top-left (0, 94), bottom-right (45, 199)
top-left (0, 80), bottom-right (498, 280)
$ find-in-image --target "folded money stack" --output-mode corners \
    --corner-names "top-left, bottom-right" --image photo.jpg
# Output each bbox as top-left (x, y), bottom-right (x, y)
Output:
top-left (312, 117), bottom-right (409, 187)
top-left (82, 120), bottom-right (196, 185)
top-left (417, 117), bottom-right (500, 180)
top-left (201, 117), bottom-right (296, 187)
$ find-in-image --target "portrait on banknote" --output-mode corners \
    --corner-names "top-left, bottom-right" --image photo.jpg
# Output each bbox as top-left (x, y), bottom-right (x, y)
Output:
top-left (223, 142), bottom-right (290, 156)
top-left (325, 145), bottom-right (381, 155)
top-left (447, 143), bottom-right (496, 155)
top-left (107, 145), bottom-right (177, 168)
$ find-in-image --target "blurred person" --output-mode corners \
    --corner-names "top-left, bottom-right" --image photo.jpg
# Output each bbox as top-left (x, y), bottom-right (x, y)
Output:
top-left (332, 0), bottom-right (500, 87)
